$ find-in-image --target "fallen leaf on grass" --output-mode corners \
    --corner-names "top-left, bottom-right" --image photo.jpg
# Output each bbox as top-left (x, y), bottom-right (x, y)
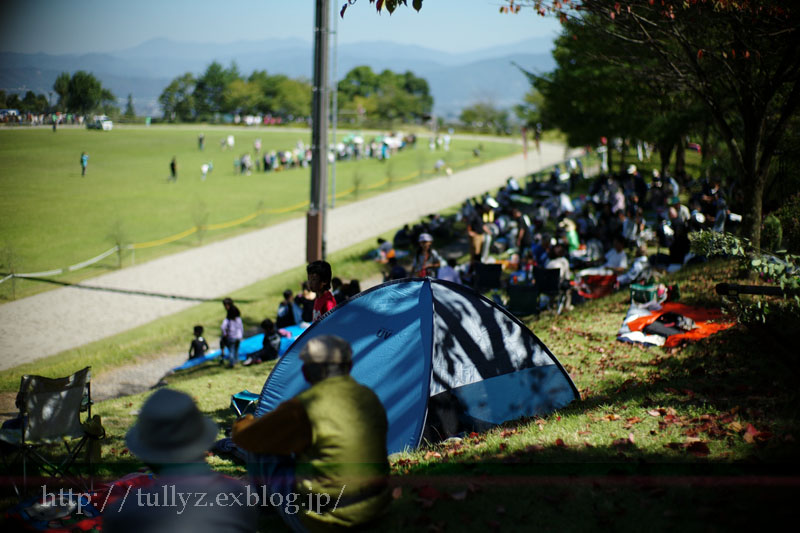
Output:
top-left (648, 409), bottom-right (665, 417)
top-left (424, 451), bottom-right (442, 460)
top-left (554, 438), bottom-right (567, 447)
top-left (623, 416), bottom-right (643, 429)
top-left (743, 423), bottom-right (772, 444)
top-left (603, 414), bottom-right (621, 421)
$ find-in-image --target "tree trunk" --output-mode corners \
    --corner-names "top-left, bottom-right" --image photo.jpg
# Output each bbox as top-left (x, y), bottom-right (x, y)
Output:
top-left (674, 141), bottom-right (686, 181)
top-left (619, 139), bottom-right (626, 174)
top-left (658, 142), bottom-right (674, 177)
top-left (606, 142), bottom-right (613, 174)
top-left (743, 168), bottom-right (765, 250)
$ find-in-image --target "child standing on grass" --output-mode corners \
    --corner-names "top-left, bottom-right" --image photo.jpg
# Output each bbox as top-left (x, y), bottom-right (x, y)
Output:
top-left (80, 151), bottom-right (89, 176)
top-left (221, 297), bottom-right (244, 368)
top-left (188, 325), bottom-right (209, 360)
top-left (307, 260), bottom-right (336, 322)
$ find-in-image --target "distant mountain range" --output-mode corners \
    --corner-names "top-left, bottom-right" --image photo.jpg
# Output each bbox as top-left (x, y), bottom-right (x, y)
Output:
top-left (0, 37), bottom-right (555, 118)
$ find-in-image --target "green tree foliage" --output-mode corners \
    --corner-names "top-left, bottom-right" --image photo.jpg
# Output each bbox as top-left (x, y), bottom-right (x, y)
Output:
top-left (273, 77), bottom-right (311, 119)
top-left (159, 73), bottom-right (196, 122)
top-left (690, 230), bottom-right (800, 326)
top-left (5, 93), bottom-right (22, 110)
top-left (459, 102), bottom-right (510, 134)
top-left (514, 88), bottom-right (543, 129)
top-left (505, 0), bottom-right (800, 249)
top-left (193, 61), bottom-right (240, 118)
top-left (159, 65), bottom-right (312, 121)
top-left (52, 71), bottom-right (116, 115)
top-left (53, 72), bottom-right (70, 108)
top-left (337, 66), bottom-right (432, 122)
top-left (20, 91), bottom-right (49, 113)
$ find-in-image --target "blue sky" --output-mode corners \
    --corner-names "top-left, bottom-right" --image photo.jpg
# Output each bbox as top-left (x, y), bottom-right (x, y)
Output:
top-left (2, 0), bottom-right (560, 54)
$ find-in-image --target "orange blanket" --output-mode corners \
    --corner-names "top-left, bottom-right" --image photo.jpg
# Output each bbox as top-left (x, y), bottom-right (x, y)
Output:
top-left (625, 302), bottom-right (736, 347)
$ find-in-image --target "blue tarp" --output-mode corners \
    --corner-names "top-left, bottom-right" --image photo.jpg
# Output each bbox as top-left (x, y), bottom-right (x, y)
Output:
top-left (255, 279), bottom-right (578, 454)
top-left (172, 324), bottom-right (307, 372)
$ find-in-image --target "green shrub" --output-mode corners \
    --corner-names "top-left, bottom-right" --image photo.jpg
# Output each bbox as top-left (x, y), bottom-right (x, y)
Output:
top-left (773, 193), bottom-right (800, 253)
top-left (761, 214), bottom-right (783, 252)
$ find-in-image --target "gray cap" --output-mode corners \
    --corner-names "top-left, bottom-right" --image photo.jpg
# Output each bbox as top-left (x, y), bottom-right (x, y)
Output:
top-left (299, 335), bottom-right (353, 364)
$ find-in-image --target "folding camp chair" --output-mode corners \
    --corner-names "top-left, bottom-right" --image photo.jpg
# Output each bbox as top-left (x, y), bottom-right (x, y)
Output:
top-left (0, 367), bottom-right (93, 496)
top-left (533, 267), bottom-right (569, 315)
top-left (506, 284), bottom-right (540, 317)
top-left (474, 263), bottom-right (503, 291)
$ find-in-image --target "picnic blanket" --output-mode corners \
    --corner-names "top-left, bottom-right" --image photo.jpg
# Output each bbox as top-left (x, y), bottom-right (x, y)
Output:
top-left (576, 267), bottom-right (617, 299)
top-left (617, 301), bottom-right (735, 347)
top-left (171, 324), bottom-right (306, 372)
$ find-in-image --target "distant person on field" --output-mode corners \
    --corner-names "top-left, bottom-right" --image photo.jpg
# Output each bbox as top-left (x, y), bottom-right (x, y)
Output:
top-left (80, 151), bottom-right (88, 176)
top-left (220, 297), bottom-right (243, 368)
top-left (188, 325), bottom-right (209, 360)
top-left (232, 336), bottom-right (390, 531)
top-left (198, 133), bottom-right (205, 150)
top-left (169, 157), bottom-right (177, 182)
top-left (307, 260), bottom-right (336, 322)
top-left (201, 162), bottom-right (213, 181)
top-left (105, 388), bottom-right (257, 533)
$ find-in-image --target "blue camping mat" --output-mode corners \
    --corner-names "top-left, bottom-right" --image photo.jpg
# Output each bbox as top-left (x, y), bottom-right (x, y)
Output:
top-left (171, 324), bottom-right (306, 372)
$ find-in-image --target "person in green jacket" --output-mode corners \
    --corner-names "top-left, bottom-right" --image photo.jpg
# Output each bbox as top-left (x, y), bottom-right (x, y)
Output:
top-left (233, 335), bottom-right (390, 531)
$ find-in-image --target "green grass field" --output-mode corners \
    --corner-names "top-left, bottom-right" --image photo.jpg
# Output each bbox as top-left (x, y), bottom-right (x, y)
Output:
top-left (0, 126), bottom-right (518, 300)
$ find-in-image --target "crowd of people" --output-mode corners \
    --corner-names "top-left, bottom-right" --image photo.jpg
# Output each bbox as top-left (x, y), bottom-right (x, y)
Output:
top-left (217, 131), bottom-right (440, 176)
top-left (364, 160), bottom-right (738, 315)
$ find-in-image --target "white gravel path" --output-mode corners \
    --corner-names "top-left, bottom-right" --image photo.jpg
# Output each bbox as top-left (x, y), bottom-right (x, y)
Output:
top-left (0, 142), bottom-right (572, 372)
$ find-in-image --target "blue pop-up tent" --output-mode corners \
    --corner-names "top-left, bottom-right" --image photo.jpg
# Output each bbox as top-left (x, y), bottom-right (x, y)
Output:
top-left (255, 279), bottom-right (579, 454)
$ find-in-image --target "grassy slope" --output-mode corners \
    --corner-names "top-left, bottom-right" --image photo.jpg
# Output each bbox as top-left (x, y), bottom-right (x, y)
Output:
top-left (0, 126), bottom-right (517, 300)
top-left (68, 258), bottom-right (799, 531)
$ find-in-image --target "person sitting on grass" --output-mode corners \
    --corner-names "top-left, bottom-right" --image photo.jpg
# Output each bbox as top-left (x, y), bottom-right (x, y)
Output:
top-left (105, 389), bottom-right (257, 533)
top-left (244, 319), bottom-right (281, 366)
top-left (188, 325), bottom-right (209, 360)
top-left (385, 256), bottom-right (408, 281)
top-left (603, 235), bottom-right (629, 275)
top-left (232, 336), bottom-right (390, 531)
top-left (276, 289), bottom-right (302, 329)
top-left (307, 260), bottom-right (336, 322)
top-left (618, 245), bottom-right (652, 286)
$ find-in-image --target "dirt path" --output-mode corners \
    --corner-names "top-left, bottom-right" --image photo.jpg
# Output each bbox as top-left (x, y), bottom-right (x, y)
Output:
top-left (0, 143), bottom-right (573, 372)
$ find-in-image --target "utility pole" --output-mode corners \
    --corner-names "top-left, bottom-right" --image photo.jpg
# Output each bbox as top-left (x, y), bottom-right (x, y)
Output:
top-left (307, 0), bottom-right (329, 262)
top-left (330, 0), bottom-right (339, 209)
